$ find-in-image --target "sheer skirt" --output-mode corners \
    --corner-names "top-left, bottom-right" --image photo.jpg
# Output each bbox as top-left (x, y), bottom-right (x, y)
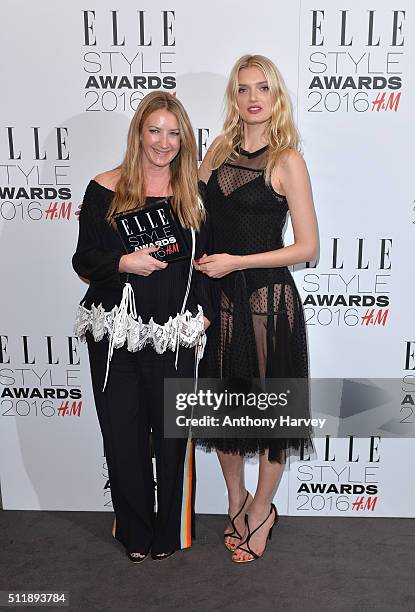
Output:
top-left (198, 272), bottom-right (312, 463)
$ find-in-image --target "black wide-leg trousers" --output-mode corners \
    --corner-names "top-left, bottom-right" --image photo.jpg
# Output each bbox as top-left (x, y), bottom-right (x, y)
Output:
top-left (86, 335), bottom-right (196, 554)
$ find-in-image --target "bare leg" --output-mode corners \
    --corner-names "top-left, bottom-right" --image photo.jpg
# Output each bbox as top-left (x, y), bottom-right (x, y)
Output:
top-left (232, 449), bottom-right (284, 561)
top-left (217, 450), bottom-right (253, 550)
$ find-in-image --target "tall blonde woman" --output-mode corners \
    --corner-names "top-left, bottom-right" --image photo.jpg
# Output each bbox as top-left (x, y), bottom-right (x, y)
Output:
top-left (196, 55), bottom-right (318, 563)
top-left (73, 92), bottom-right (217, 562)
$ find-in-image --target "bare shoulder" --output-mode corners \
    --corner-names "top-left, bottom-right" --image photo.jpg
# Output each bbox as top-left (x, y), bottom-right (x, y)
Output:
top-left (271, 149), bottom-right (307, 194)
top-left (271, 149), bottom-right (312, 198)
top-left (207, 134), bottom-right (224, 153)
top-left (278, 149), bottom-right (307, 173)
top-left (204, 135), bottom-right (224, 164)
top-left (198, 135), bottom-right (224, 183)
top-left (94, 167), bottom-right (121, 190)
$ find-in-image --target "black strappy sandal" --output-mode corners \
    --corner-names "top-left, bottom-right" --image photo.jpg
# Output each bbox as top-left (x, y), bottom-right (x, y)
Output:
top-left (232, 503), bottom-right (278, 563)
top-left (126, 550), bottom-right (149, 564)
top-left (223, 490), bottom-right (251, 552)
top-left (151, 551), bottom-right (176, 561)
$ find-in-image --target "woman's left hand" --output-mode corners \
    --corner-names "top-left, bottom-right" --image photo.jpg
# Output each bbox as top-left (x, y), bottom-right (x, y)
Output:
top-left (194, 253), bottom-right (241, 278)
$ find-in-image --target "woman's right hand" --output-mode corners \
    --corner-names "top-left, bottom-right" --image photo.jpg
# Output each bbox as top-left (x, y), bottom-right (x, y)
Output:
top-left (119, 246), bottom-right (168, 276)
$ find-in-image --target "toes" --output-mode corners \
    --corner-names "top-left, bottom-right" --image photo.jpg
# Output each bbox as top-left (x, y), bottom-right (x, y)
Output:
top-left (225, 536), bottom-right (237, 549)
top-left (232, 550), bottom-right (252, 562)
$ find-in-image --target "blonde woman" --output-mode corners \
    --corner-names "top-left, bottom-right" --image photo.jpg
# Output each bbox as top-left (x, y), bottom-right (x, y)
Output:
top-left (73, 92), bottom-right (217, 562)
top-left (197, 55), bottom-right (318, 563)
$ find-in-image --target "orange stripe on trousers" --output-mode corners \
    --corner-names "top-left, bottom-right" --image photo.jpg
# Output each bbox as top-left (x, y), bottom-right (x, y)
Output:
top-left (180, 439), bottom-right (193, 548)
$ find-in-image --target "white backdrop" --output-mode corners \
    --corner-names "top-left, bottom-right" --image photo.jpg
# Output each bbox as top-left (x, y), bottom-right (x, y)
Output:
top-left (0, 0), bottom-right (414, 518)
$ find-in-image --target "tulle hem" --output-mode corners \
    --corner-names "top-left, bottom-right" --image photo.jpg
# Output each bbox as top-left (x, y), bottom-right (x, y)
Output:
top-left (195, 437), bottom-right (313, 464)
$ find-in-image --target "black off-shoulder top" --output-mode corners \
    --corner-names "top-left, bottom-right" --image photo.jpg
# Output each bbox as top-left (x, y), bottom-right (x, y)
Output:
top-left (72, 180), bottom-right (218, 324)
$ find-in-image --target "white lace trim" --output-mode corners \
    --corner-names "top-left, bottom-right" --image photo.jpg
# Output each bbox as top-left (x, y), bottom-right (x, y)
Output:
top-left (74, 302), bottom-right (205, 354)
top-left (74, 227), bottom-right (206, 391)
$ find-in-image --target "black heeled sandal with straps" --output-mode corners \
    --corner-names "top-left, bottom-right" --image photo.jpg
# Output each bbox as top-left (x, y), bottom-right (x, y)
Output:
top-left (126, 550), bottom-right (150, 564)
top-left (151, 551), bottom-right (176, 561)
top-left (223, 490), bottom-right (251, 551)
top-left (232, 503), bottom-right (278, 563)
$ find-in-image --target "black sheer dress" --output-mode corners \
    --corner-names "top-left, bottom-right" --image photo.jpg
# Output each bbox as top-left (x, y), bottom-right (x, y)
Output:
top-left (199, 146), bottom-right (312, 462)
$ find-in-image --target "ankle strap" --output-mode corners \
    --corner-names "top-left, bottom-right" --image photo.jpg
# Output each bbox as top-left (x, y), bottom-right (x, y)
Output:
top-left (232, 490), bottom-right (249, 522)
top-left (245, 504), bottom-right (274, 538)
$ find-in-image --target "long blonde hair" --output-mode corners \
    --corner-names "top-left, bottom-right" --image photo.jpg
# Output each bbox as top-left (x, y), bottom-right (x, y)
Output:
top-left (107, 91), bottom-right (204, 230)
top-left (211, 54), bottom-right (300, 183)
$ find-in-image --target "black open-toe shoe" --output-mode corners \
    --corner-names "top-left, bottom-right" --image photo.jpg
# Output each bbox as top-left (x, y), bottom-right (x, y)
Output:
top-left (232, 503), bottom-right (278, 563)
top-left (151, 551), bottom-right (176, 561)
top-left (126, 550), bottom-right (149, 563)
top-left (224, 490), bottom-right (251, 551)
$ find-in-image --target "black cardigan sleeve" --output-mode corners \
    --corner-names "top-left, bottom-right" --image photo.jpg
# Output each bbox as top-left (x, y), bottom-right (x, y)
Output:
top-left (72, 181), bottom-right (124, 287)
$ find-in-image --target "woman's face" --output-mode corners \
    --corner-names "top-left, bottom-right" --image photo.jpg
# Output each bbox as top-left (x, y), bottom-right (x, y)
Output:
top-left (236, 66), bottom-right (272, 125)
top-left (141, 109), bottom-right (181, 169)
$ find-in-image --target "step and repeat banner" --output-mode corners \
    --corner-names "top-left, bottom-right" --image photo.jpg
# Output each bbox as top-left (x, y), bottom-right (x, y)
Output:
top-left (0, 0), bottom-right (414, 517)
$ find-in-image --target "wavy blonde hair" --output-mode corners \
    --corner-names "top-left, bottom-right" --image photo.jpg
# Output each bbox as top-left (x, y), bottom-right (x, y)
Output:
top-left (107, 91), bottom-right (204, 230)
top-left (211, 54), bottom-right (300, 183)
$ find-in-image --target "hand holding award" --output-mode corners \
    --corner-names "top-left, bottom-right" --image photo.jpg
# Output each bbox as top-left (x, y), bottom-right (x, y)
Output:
top-left (118, 244), bottom-right (168, 276)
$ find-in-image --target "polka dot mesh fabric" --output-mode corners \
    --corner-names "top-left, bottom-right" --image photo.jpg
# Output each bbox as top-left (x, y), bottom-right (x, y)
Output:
top-left (198, 146), bottom-right (313, 462)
